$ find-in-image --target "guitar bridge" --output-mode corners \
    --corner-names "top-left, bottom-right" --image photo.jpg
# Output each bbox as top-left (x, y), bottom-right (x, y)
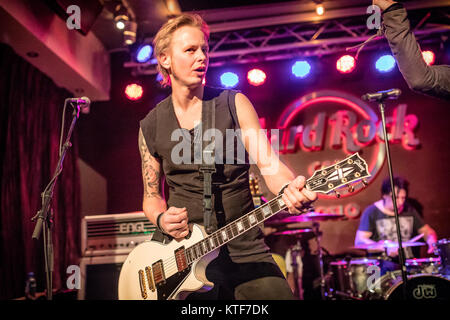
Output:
top-left (145, 266), bottom-right (155, 292)
top-left (138, 269), bottom-right (148, 299)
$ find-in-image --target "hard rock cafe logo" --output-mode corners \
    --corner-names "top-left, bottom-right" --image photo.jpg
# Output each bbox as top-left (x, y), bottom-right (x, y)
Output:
top-left (262, 90), bottom-right (420, 218)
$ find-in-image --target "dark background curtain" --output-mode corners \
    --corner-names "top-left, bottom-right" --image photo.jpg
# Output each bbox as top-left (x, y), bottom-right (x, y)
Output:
top-left (0, 43), bottom-right (81, 299)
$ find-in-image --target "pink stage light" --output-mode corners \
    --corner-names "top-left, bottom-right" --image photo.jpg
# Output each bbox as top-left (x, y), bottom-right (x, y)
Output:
top-left (247, 69), bottom-right (266, 86)
top-left (422, 50), bottom-right (435, 66)
top-left (336, 55), bottom-right (356, 74)
top-left (125, 83), bottom-right (143, 100)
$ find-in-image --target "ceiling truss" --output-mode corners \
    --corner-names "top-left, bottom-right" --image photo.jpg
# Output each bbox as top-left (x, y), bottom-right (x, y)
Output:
top-left (125, 8), bottom-right (450, 75)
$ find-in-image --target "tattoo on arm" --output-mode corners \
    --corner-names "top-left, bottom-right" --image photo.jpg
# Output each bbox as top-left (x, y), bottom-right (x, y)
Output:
top-left (139, 128), bottom-right (162, 199)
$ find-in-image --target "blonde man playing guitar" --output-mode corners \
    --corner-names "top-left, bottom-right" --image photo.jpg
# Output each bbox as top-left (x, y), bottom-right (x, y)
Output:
top-left (137, 13), bottom-right (316, 300)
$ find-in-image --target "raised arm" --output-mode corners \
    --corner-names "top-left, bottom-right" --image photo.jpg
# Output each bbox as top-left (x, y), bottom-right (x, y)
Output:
top-left (234, 93), bottom-right (317, 214)
top-left (374, 0), bottom-right (450, 99)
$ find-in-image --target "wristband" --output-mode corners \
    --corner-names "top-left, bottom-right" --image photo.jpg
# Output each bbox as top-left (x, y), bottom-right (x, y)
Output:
top-left (278, 182), bottom-right (291, 196)
top-left (156, 212), bottom-right (165, 232)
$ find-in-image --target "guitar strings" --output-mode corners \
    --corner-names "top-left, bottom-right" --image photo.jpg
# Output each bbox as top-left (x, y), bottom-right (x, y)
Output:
top-left (158, 199), bottom-right (287, 275)
top-left (154, 160), bottom-right (364, 275)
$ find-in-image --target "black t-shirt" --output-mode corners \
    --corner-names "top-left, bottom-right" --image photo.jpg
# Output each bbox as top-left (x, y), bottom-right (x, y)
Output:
top-left (358, 203), bottom-right (425, 258)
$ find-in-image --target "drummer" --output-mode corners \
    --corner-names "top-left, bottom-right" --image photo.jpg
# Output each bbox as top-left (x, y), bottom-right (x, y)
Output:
top-left (355, 176), bottom-right (438, 260)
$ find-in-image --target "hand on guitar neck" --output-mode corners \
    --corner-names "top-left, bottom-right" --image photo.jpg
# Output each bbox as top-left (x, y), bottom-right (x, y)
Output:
top-left (280, 176), bottom-right (317, 215)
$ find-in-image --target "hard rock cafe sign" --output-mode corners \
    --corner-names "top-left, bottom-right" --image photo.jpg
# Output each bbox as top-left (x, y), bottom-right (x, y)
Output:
top-left (262, 90), bottom-right (420, 218)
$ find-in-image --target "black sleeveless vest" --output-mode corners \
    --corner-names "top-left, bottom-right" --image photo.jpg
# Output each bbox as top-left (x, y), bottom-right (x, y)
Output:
top-left (140, 86), bottom-right (272, 263)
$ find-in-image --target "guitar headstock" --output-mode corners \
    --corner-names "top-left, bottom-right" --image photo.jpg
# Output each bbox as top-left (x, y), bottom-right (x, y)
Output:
top-left (305, 153), bottom-right (370, 197)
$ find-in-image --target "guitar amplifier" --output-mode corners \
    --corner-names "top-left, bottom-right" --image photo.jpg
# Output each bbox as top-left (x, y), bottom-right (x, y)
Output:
top-left (78, 254), bottom-right (128, 300)
top-left (81, 211), bottom-right (155, 257)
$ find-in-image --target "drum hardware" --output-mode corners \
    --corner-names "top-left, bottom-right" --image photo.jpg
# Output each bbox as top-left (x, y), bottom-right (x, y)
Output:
top-left (273, 228), bottom-right (313, 236)
top-left (312, 221), bottom-right (327, 300)
top-left (265, 211), bottom-right (344, 227)
top-left (267, 211), bottom-right (345, 300)
top-left (434, 238), bottom-right (450, 276)
top-left (326, 257), bottom-right (381, 299)
top-left (405, 258), bottom-right (441, 275)
top-left (351, 240), bottom-right (426, 255)
top-left (332, 290), bottom-right (363, 301)
top-left (270, 227), bottom-right (311, 300)
top-left (290, 239), bottom-right (304, 300)
top-left (344, 255), bottom-right (355, 294)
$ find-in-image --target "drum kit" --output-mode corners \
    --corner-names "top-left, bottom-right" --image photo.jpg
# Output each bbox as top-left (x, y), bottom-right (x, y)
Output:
top-left (265, 212), bottom-right (450, 301)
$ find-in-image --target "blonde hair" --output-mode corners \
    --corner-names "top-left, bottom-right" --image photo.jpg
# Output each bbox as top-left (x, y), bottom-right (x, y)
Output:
top-left (153, 13), bottom-right (210, 87)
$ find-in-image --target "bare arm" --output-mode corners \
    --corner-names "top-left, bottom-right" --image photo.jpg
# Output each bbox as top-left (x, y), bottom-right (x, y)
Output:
top-left (354, 230), bottom-right (376, 246)
top-left (139, 127), bottom-right (167, 224)
top-left (139, 128), bottom-right (190, 239)
top-left (234, 93), bottom-right (317, 214)
top-left (418, 224), bottom-right (438, 254)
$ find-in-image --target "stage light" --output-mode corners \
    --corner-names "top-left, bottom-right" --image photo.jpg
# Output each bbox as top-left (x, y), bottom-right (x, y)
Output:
top-left (422, 50), bottom-right (435, 66)
top-left (125, 83), bottom-right (143, 100)
top-left (292, 60), bottom-right (311, 78)
top-left (136, 44), bottom-right (153, 63)
top-left (316, 4), bottom-right (325, 15)
top-left (375, 55), bottom-right (396, 72)
top-left (220, 72), bottom-right (239, 88)
top-left (114, 4), bottom-right (129, 30)
top-left (336, 55), bottom-right (356, 74)
top-left (116, 20), bottom-right (125, 30)
top-left (247, 69), bottom-right (266, 86)
top-left (123, 21), bottom-right (137, 45)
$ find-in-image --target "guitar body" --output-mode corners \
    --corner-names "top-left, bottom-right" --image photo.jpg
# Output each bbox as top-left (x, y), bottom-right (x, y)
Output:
top-left (118, 224), bottom-right (219, 300)
top-left (118, 153), bottom-right (370, 300)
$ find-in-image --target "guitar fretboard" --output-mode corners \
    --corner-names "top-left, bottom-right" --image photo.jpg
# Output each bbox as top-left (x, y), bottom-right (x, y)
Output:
top-left (180, 152), bottom-right (370, 266)
top-left (184, 194), bottom-right (287, 265)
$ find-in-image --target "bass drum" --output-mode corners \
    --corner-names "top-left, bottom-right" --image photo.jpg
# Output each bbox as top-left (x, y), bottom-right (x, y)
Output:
top-left (368, 271), bottom-right (450, 300)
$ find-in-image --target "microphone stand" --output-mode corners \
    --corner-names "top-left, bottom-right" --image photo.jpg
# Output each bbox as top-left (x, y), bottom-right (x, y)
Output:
top-left (372, 95), bottom-right (409, 300)
top-left (31, 99), bottom-right (81, 300)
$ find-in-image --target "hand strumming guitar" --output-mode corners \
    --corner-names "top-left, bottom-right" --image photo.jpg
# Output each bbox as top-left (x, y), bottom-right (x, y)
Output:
top-left (158, 206), bottom-right (190, 240)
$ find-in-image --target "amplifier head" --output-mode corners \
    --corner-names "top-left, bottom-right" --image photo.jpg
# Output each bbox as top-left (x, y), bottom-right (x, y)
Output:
top-left (81, 211), bottom-right (155, 256)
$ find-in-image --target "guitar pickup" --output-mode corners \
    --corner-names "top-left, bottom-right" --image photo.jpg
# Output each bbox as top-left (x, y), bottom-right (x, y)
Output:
top-left (152, 260), bottom-right (166, 286)
top-left (175, 246), bottom-right (188, 272)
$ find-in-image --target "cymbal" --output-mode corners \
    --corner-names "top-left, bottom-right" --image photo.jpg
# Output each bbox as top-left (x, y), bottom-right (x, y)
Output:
top-left (266, 212), bottom-right (344, 226)
top-left (352, 240), bottom-right (426, 251)
top-left (273, 228), bottom-right (313, 236)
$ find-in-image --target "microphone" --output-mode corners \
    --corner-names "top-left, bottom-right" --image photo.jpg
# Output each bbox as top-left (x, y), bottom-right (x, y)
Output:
top-left (66, 97), bottom-right (91, 113)
top-left (361, 89), bottom-right (401, 101)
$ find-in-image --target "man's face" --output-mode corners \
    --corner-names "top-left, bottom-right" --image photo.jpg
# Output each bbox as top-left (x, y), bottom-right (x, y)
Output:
top-left (162, 26), bottom-right (209, 88)
top-left (383, 187), bottom-right (407, 212)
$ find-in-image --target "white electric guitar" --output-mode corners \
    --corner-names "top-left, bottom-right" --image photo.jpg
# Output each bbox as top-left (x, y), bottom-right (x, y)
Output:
top-left (118, 153), bottom-right (370, 300)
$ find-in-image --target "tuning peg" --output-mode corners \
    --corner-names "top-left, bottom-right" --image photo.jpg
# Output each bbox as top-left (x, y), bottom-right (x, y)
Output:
top-left (333, 190), bottom-right (341, 198)
top-left (361, 179), bottom-right (368, 186)
top-left (347, 184), bottom-right (355, 193)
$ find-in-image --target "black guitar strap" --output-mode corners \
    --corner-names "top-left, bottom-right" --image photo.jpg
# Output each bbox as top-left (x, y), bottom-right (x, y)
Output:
top-left (199, 98), bottom-right (216, 234)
